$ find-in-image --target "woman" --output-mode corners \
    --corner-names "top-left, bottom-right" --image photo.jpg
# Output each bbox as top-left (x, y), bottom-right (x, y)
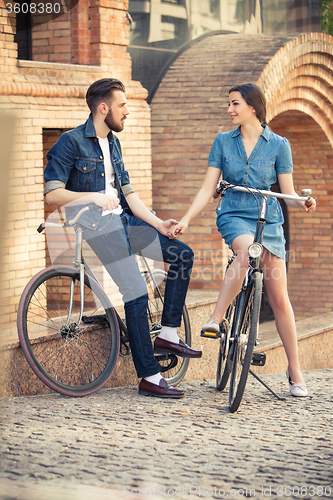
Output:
top-left (170, 83), bottom-right (316, 397)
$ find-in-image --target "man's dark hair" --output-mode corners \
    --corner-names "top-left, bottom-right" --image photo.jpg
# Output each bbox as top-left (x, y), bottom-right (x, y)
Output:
top-left (86, 78), bottom-right (125, 115)
top-left (229, 83), bottom-right (267, 125)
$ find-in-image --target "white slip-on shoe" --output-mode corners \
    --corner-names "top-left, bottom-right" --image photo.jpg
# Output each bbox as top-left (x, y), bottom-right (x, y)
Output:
top-left (286, 368), bottom-right (308, 397)
top-left (201, 318), bottom-right (220, 334)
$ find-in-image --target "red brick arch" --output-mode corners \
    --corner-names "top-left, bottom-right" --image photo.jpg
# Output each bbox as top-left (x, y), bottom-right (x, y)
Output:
top-left (151, 32), bottom-right (333, 318)
top-left (258, 33), bottom-right (333, 318)
top-left (259, 33), bottom-right (333, 146)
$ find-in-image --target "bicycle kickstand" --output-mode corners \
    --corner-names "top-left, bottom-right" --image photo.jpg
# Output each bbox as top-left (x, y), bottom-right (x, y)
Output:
top-left (249, 370), bottom-right (287, 401)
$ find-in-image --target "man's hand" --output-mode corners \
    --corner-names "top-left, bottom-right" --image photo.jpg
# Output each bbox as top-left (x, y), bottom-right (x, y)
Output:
top-left (157, 219), bottom-right (178, 238)
top-left (92, 193), bottom-right (120, 211)
top-left (169, 220), bottom-right (188, 238)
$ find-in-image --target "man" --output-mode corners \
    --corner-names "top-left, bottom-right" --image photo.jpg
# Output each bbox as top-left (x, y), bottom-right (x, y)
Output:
top-left (44, 78), bottom-right (201, 398)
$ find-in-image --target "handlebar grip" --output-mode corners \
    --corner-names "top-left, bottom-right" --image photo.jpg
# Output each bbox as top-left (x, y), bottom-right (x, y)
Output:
top-left (305, 197), bottom-right (312, 208)
top-left (37, 224), bottom-right (45, 233)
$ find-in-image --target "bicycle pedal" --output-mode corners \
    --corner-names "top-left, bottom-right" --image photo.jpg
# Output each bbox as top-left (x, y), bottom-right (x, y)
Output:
top-left (200, 329), bottom-right (221, 339)
top-left (251, 351), bottom-right (266, 366)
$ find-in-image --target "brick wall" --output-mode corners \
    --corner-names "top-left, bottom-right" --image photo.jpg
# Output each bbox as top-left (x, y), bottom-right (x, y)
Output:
top-left (0, 0), bottom-right (17, 72)
top-left (0, 84), bottom-right (152, 330)
top-left (269, 112), bottom-right (333, 318)
top-left (0, 1), bottom-right (151, 331)
top-left (151, 32), bottom-right (333, 318)
top-left (32, 13), bottom-right (71, 63)
top-left (151, 34), bottom-right (295, 292)
top-left (29, 0), bottom-right (132, 76)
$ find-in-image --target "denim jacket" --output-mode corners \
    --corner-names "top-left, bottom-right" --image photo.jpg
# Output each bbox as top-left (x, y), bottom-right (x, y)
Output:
top-left (44, 114), bottom-right (134, 229)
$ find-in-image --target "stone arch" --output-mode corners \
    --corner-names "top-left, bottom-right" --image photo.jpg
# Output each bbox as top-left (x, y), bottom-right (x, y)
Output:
top-left (150, 32), bottom-right (333, 318)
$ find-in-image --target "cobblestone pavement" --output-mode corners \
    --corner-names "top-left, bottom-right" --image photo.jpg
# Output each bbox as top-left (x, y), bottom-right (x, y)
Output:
top-left (0, 369), bottom-right (332, 500)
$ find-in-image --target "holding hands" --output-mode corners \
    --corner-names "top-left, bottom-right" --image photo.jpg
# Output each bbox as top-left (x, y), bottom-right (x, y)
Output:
top-left (168, 219), bottom-right (188, 239)
top-left (158, 219), bottom-right (179, 238)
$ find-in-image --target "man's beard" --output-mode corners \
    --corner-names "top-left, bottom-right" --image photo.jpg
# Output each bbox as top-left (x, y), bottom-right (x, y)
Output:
top-left (104, 109), bottom-right (124, 132)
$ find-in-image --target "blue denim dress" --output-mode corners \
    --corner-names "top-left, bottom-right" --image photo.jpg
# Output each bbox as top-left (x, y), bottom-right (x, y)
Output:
top-left (208, 126), bottom-right (293, 259)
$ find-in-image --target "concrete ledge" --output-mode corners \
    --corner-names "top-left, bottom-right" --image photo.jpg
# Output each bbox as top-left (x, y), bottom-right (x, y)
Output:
top-left (1, 292), bottom-right (332, 397)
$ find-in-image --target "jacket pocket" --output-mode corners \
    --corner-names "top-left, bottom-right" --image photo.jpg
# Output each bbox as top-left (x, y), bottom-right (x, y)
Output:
top-left (74, 159), bottom-right (97, 189)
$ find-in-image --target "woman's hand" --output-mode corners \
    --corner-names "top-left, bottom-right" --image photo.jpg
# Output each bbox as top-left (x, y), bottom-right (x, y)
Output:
top-left (169, 219), bottom-right (189, 238)
top-left (278, 174), bottom-right (316, 212)
top-left (302, 196), bottom-right (316, 213)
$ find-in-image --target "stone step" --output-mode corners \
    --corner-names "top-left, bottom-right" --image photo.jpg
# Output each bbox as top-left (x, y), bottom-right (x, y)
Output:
top-left (1, 291), bottom-right (332, 397)
top-left (185, 292), bottom-right (333, 382)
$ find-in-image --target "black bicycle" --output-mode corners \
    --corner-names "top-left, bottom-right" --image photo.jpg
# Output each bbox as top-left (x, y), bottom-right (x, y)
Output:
top-left (203, 182), bottom-right (312, 412)
top-left (17, 207), bottom-right (191, 397)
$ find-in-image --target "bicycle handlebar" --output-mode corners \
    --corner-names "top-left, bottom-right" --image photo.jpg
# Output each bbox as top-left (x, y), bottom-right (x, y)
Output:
top-left (37, 205), bottom-right (99, 233)
top-left (216, 181), bottom-right (312, 203)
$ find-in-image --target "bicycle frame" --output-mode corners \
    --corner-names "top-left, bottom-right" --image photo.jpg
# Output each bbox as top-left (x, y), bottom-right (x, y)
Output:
top-left (41, 211), bottom-right (168, 352)
top-left (68, 225), bottom-right (85, 328)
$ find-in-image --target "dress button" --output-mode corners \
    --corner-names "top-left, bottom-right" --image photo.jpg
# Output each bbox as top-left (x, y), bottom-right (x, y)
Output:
top-left (101, 173), bottom-right (104, 177)
top-left (100, 156), bottom-right (103, 159)
top-left (92, 223), bottom-right (96, 227)
top-left (83, 166), bottom-right (87, 171)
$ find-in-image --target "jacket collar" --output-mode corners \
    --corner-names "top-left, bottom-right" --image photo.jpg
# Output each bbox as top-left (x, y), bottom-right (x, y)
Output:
top-left (85, 113), bottom-right (115, 142)
top-left (231, 124), bottom-right (270, 141)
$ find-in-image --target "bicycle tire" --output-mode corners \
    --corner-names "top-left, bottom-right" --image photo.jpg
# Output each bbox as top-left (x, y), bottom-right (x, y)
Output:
top-left (216, 298), bottom-right (236, 391)
top-left (17, 266), bottom-right (120, 397)
top-left (144, 269), bottom-right (191, 386)
top-left (229, 271), bottom-right (263, 412)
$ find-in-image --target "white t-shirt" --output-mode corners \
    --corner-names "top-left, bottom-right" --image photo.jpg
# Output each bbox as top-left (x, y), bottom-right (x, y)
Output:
top-left (98, 137), bottom-right (122, 216)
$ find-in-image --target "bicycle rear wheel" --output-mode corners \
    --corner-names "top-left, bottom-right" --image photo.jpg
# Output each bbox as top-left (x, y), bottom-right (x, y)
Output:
top-left (144, 269), bottom-right (191, 386)
top-left (216, 298), bottom-right (236, 391)
top-left (229, 271), bottom-right (263, 412)
top-left (17, 266), bottom-right (120, 396)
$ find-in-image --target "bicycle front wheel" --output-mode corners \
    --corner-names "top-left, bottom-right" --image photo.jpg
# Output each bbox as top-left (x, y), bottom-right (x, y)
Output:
top-left (144, 269), bottom-right (191, 386)
top-left (229, 271), bottom-right (263, 412)
top-left (216, 298), bottom-right (236, 391)
top-left (17, 266), bottom-right (120, 397)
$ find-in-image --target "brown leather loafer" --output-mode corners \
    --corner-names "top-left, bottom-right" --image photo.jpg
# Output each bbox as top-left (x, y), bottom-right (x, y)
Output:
top-left (154, 337), bottom-right (202, 358)
top-left (138, 378), bottom-right (184, 398)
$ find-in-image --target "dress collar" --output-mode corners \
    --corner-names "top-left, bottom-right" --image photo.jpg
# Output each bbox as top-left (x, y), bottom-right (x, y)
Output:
top-left (231, 124), bottom-right (270, 141)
